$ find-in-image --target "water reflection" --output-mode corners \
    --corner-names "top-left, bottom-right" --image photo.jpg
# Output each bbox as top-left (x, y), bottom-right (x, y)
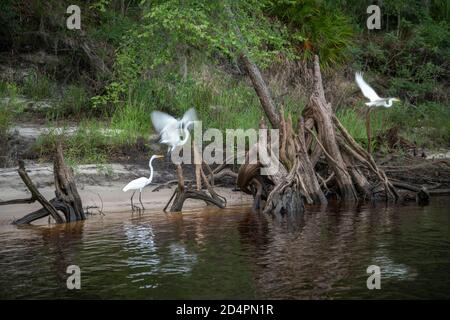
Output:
top-left (0, 198), bottom-right (449, 299)
top-left (123, 220), bottom-right (198, 281)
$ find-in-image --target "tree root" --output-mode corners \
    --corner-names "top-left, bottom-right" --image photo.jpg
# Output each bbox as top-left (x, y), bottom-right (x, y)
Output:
top-left (238, 54), bottom-right (402, 216)
top-left (163, 141), bottom-right (227, 212)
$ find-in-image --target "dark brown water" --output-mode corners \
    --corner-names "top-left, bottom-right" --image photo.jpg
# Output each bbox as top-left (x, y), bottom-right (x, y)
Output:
top-left (1, 198), bottom-right (449, 299)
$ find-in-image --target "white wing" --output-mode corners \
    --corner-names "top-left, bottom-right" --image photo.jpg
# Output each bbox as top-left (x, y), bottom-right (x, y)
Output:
top-left (160, 126), bottom-right (182, 147)
top-left (123, 177), bottom-right (149, 192)
top-left (151, 111), bottom-right (178, 134)
top-left (355, 72), bottom-right (381, 102)
top-left (181, 108), bottom-right (198, 126)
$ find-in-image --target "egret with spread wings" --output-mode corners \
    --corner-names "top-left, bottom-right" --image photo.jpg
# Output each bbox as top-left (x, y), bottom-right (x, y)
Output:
top-left (355, 72), bottom-right (400, 108)
top-left (151, 108), bottom-right (197, 153)
top-left (355, 72), bottom-right (400, 153)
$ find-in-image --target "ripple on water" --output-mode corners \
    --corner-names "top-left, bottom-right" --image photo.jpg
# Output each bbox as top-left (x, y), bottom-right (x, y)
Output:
top-left (1, 199), bottom-right (450, 299)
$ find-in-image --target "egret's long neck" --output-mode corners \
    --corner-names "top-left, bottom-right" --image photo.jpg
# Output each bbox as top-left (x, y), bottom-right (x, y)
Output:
top-left (386, 99), bottom-right (393, 107)
top-left (147, 158), bottom-right (155, 183)
top-left (180, 121), bottom-right (193, 146)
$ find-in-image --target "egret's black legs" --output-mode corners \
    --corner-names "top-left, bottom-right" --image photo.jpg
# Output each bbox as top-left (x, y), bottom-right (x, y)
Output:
top-left (130, 190), bottom-right (140, 212)
top-left (130, 190), bottom-right (136, 211)
top-left (139, 191), bottom-right (145, 210)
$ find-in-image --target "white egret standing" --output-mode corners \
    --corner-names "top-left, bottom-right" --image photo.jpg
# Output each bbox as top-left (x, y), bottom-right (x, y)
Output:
top-left (355, 72), bottom-right (400, 153)
top-left (122, 154), bottom-right (164, 211)
top-left (151, 108), bottom-right (197, 153)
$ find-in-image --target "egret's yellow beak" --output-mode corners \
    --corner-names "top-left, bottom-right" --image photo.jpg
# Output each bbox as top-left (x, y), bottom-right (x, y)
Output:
top-left (155, 155), bottom-right (164, 159)
top-left (393, 98), bottom-right (401, 102)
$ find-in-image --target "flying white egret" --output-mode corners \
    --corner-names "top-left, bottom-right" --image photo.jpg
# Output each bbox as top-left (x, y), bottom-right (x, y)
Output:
top-left (355, 72), bottom-right (400, 107)
top-left (122, 154), bottom-right (164, 211)
top-left (151, 108), bottom-right (197, 153)
top-left (355, 72), bottom-right (400, 153)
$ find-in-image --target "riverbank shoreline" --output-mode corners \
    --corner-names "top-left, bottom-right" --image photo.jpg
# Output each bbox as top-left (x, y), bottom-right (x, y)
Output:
top-left (0, 160), bottom-right (252, 226)
top-left (1, 148), bottom-right (449, 227)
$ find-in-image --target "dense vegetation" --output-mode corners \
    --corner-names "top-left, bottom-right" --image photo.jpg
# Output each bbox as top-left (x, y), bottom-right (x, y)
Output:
top-left (0, 0), bottom-right (448, 164)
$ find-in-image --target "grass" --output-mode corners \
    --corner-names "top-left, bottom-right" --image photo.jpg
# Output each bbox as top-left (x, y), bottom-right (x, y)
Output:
top-left (388, 102), bottom-right (450, 148)
top-left (128, 64), bottom-right (306, 132)
top-left (0, 104), bottom-right (13, 137)
top-left (15, 61), bottom-right (450, 165)
top-left (22, 73), bottom-right (56, 101)
top-left (3, 75), bottom-right (90, 120)
top-left (337, 102), bottom-right (450, 152)
top-left (336, 107), bottom-right (389, 151)
top-left (33, 123), bottom-right (121, 172)
top-left (57, 85), bottom-right (89, 117)
top-left (34, 117), bottom-right (150, 166)
top-left (0, 81), bottom-right (21, 99)
top-left (34, 121), bottom-right (111, 165)
top-left (110, 100), bottom-right (152, 144)
top-left (0, 82), bottom-right (25, 141)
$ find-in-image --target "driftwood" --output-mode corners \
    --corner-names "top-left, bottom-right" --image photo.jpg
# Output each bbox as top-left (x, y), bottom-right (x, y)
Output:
top-left (163, 142), bottom-right (226, 212)
top-left (16, 159), bottom-right (63, 224)
top-left (0, 143), bottom-right (85, 225)
top-left (12, 198), bottom-right (77, 225)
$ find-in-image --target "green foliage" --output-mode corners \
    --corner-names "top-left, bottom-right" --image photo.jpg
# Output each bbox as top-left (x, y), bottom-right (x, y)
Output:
top-left (0, 104), bottom-right (13, 137)
top-left (92, 0), bottom-right (295, 108)
top-left (110, 100), bottom-right (152, 144)
top-left (388, 102), bottom-right (450, 147)
top-left (336, 107), bottom-right (387, 151)
top-left (264, 0), bottom-right (355, 68)
top-left (352, 2), bottom-right (449, 105)
top-left (22, 73), bottom-right (56, 100)
top-left (57, 85), bottom-right (89, 117)
top-left (89, 0), bottom-right (112, 13)
top-left (2, 0), bottom-right (449, 166)
top-left (336, 101), bottom-right (450, 152)
top-left (88, 1), bottom-right (140, 46)
top-left (139, 0), bottom-right (293, 66)
top-left (0, 82), bottom-right (25, 129)
top-left (34, 121), bottom-right (112, 165)
top-left (0, 82), bottom-right (21, 99)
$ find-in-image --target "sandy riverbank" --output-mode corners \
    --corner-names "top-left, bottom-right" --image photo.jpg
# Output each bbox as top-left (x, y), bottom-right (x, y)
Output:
top-left (0, 161), bottom-right (252, 226)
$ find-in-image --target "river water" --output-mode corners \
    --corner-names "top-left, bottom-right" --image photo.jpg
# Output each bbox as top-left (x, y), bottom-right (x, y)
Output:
top-left (1, 197), bottom-right (449, 299)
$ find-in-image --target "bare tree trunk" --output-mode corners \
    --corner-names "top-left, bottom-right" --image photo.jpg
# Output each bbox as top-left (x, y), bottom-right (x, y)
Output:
top-left (53, 142), bottom-right (85, 222)
top-left (296, 117), bottom-right (327, 204)
top-left (239, 54), bottom-right (281, 128)
top-left (308, 56), bottom-right (357, 201)
top-left (228, 5), bottom-right (399, 213)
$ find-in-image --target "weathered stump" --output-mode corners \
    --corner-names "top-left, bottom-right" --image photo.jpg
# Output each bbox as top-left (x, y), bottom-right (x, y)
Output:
top-left (53, 142), bottom-right (85, 221)
top-left (163, 142), bottom-right (226, 212)
top-left (0, 143), bottom-right (85, 224)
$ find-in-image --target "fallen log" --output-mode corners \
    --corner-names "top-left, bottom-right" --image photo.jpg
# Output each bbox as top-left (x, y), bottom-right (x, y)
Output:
top-left (0, 197), bottom-right (35, 206)
top-left (429, 189), bottom-right (450, 196)
top-left (16, 159), bottom-right (64, 224)
top-left (12, 198), bottom-right (74, 225)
